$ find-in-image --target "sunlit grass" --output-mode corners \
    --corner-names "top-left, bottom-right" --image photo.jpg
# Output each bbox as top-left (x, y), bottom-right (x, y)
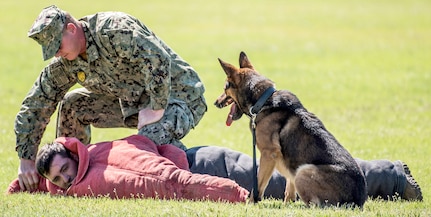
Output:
top-left (0, 0), bottom-right (429, 216)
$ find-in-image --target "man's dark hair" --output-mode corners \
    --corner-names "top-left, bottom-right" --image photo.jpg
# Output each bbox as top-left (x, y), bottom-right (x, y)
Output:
top-left (35, 142), bottom-right (72, 178)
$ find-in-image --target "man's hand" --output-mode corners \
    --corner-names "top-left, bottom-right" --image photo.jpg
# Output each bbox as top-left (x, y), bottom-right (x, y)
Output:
top-left (18, 158), bottom-right (39, 191)
top-left (138, 108), bottom-right (165, 129)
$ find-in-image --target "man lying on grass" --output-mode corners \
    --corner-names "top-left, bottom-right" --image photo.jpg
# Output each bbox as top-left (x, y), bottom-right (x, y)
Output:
top-left (7, 135), bottom-right (248, 202)
top-left (7, 134), bottom-right (422, 202)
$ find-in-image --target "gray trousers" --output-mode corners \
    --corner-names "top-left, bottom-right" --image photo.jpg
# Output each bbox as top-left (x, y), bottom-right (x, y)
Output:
top-left (186, 146), bottom-right (407, 200)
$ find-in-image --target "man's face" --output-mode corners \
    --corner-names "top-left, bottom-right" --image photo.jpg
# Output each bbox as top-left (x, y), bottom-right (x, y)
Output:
top-left (54, 23), bottom-right (82, 61)
top-left (45, 153), bottom-right (78, 189)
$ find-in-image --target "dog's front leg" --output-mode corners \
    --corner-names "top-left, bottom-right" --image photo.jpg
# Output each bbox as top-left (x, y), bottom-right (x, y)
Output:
top-left (255, 147), bottom-right (282, 202)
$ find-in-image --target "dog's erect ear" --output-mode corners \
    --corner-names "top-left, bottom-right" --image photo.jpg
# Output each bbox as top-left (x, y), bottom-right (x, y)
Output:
top-left (218, 58), bottom-right (238, 78)
top-left (239, 51), bottom-right (254, 69)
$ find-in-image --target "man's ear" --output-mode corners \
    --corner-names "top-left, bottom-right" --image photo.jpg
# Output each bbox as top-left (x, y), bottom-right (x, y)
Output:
top-left (65, 23), bottom-right (77, 34)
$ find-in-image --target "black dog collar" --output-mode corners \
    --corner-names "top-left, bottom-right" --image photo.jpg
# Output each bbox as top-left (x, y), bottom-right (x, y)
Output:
top-left (250, 86), bottom-right (276, 116)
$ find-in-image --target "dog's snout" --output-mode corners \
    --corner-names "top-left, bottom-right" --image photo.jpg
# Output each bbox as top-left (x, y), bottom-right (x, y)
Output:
top-left (214, 99), bottom-right (225, 108)
top-left (214, 93), bottom-right (234, 108)
top-left (214, 93), bottom-right (226, 108)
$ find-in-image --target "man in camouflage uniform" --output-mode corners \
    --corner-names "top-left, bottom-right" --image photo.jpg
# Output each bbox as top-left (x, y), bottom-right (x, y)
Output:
top-left (15, 5), bottom-right (207, 191)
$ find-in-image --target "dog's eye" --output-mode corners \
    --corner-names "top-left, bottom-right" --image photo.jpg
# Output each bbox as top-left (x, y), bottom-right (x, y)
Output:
top-left (224, 81), bottom-right (230, 90)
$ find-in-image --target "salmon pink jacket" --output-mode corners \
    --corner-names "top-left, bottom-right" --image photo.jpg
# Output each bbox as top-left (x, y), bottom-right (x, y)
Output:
top-left (7, 135), bottom-right (248, 202)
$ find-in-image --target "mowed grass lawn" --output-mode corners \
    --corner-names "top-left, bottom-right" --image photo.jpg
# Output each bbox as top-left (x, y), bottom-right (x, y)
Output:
top-left (0, 0), bottom-right (430, 216)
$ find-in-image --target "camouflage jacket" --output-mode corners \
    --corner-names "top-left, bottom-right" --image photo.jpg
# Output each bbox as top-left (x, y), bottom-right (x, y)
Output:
top-left (15, 12), bottom-right (206, 160)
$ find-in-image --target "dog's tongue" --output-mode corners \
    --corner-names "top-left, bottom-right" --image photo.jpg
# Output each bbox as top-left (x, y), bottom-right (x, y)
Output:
top-left (226, 103), bottom-right (236, 126)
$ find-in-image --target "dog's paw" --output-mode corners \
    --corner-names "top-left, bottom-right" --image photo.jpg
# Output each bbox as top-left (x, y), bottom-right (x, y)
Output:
top-left (249, 190), bottom-right (262, 203)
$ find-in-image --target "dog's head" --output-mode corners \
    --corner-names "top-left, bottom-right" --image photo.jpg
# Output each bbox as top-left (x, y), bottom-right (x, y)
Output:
top-left (214, 51), bottom-right (275, 126)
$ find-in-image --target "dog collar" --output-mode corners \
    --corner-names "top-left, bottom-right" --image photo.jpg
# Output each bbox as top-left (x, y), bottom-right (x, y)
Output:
top-left (249, 86), bottom-right (276, 116)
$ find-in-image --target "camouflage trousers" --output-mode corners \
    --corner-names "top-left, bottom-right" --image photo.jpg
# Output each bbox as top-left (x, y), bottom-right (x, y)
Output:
top-left (56, 88), bottom-right (206, 150)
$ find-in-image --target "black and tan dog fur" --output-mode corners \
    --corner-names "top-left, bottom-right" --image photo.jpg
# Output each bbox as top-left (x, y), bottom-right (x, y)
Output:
top-left (214, 51), bottom-right (367, 207)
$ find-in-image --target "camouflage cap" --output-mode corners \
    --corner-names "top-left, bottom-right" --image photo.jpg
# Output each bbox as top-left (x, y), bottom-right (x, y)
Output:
top-left (28, 5), bottom-right (66, 61)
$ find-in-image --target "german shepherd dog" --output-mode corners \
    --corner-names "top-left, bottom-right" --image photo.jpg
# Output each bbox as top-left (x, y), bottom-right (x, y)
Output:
top-left (214, 52), bottom-right (367, 207)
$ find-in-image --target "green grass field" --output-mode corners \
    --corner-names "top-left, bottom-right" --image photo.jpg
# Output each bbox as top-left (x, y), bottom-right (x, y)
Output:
top-left (1, 0), bottom-right (430, 216)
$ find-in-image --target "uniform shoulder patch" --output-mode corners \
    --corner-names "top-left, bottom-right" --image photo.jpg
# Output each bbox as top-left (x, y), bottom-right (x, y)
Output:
top-left (47, 60), bottom-right (72, 87)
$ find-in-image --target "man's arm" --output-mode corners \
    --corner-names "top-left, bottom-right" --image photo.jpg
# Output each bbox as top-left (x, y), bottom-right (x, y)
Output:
top-left (15, 60), bottom-right (77, 190)
top-left (131, 27), bottom-right (172, 112)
